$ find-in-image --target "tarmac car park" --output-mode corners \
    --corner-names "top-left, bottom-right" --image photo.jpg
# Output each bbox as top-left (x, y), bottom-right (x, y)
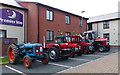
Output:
top-left (1, 47), bottom-right (118, 74)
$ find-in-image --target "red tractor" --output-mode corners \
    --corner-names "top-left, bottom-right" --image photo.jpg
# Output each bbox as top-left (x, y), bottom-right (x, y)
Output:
top-left (42, 35), bottom-right (78, 61)
top-left (55, 35), bottom-right (83, 56)
top-left (83, 31), bottom-right (110, 52)
top-left (71, 35), bottom-right (95, 54)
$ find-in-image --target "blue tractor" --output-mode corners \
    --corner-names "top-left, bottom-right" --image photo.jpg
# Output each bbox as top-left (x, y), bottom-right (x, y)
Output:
top-left (7, 42), bottom-right (49, 68)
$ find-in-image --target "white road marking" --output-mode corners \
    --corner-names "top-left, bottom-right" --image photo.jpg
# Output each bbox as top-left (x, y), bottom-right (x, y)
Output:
top-left (36, 60), bottom-right (72, 68)
top-left (97, 53), bottom-right (109, 55)
top-left (83, 54), bottom-right (102, 56)
top-left (49, 63), bottom-right (72, 68)
top-left (69, 58), bottom-right (90, 61)
top-left (5, 65), bottom-right (27, 75)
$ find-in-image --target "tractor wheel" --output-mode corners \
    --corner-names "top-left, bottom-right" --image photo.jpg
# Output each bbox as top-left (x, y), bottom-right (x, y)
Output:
top-left (89, 46), bottom-right (95, 54)
top-left (76, 50), bottom-right (82, 56)
top-left (41, 53), bottom-right (49, 64)
top-left (105, 45), bottom-right (110, 51)
top-left (89, 50), bottom-right (95, 54)
top-left (83, 46), bottom-right (89, 54)
top-left (23, 55), bottom-right (32, 68)
top-left (8, 44), bottom-right (19, 65)
top-left (84, 50), bottom-right (89, 54)
top-left (70, 50), bottom-right (75, 58)
top-left (48, 47), bottom-right (59, 61)
top-left (98, 45), bottom-right (105, 52)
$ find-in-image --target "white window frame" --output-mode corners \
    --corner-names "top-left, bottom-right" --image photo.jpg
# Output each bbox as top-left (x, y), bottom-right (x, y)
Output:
top-left (46, 10), bottom-right (53, 21)
top-left (65, 15), bottom-right (70, 24)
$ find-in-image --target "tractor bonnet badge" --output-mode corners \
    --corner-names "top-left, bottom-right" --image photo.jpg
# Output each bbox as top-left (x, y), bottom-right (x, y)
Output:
top-left (0, 8), bottom-right (23, 26)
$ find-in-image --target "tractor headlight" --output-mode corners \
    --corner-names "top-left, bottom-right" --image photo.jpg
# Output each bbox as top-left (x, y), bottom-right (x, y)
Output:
top-left (36, 50), bottom-right (39, 52)
top-left (40, 47), bottom-right (43, 51)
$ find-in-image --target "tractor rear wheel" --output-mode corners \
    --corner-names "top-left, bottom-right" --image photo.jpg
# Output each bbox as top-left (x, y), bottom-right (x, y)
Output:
top-left (76, 50), bottom-right (82, 56)
top-left (41, 53), bottom-right (49, 64)
top-left (23, 55), bottom-right (32, 68)
top-left (8, 44), bottom-right (19, 65)
top-left (98, 45), bottom-right (105, 52)
top-left (48, 47), bottom-right (59, 61)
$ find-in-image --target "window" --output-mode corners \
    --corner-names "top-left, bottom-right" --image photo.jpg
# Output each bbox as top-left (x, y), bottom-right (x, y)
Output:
top-left (103, 21), bottom-right (109, 29)
top-left (0, 30), bottom-right (6, 38)
top-left (103, 33), bottom-right (110, 42)
top-left (87, 23), bottom-right (92, 30)
top-left (80, 18), bottom-right (83, 27)
top-left (46, 10), bottom-right (53, 21)
top-left (46, 30), bottom-right (54, 41)
top-left (66, 32), bottom-right (71, 36)
top-left (65, 15), bottom-right (70, 24)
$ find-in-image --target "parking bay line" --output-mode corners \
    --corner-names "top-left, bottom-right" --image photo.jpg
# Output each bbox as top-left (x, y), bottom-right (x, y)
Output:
top-left (82, 54), bottom-right (103, 57)
top-left (37, 60), bottom-right (72, 68)
top-left (97, 53), bottom-right (110, 55)
top-left (69, 58), bottom-right (90, 61)
top-left (5, 65), bottom-right (27, 75)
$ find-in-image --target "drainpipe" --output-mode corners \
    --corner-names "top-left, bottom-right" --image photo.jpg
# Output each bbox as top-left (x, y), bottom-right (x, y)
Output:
top-left (37, 5), bottom-right (40, 43)
top-left (97, 22), bottom-right (98, 37)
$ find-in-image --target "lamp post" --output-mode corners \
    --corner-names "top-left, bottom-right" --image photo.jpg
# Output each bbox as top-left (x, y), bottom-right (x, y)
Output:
top-left (80, 11), bottom-right (85, 27)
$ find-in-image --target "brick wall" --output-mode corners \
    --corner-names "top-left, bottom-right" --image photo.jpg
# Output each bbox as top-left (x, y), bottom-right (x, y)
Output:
top-left (19, 2), bottom-right (88, 44)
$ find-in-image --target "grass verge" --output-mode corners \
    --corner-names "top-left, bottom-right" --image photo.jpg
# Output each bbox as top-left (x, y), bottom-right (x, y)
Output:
top-left (0, 57), bottom-right (9, 64)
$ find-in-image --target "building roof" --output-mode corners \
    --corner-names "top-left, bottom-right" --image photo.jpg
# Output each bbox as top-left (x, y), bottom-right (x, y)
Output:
top-left (19, 1), bottom-right (88, 20)
top-left (0, 0), bottom-right (27, 10)
top-left (88, 12), bottom-right (120, 23)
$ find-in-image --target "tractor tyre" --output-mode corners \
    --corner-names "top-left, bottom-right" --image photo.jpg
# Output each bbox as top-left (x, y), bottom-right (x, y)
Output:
top-left (98, 45), bottom-right (105, 52)
top-left (48, 47), bottom-right (59, 62)
top-left (89, 50), bottom-right (95, 54)
top-left (89, 46), bottom-right (95, 54)
top-left (70, 50), bottom-right (75, 58)
top-left (76, 50), bottom-right (82, 56)
top-left (83, 46), bottom-right (89, 54)
top-left (105, 45), bottom-right (110, 51)
top-left (41, 53), bottom-right (49, 64)
top-left (23, 55), bottom-right (32, 68)
top-left (8, 44), bottom-right (19, 65)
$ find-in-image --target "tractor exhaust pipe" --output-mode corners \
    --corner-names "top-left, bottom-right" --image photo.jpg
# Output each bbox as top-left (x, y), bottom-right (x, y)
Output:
top-left (43, 36), bottom-right (46, 48)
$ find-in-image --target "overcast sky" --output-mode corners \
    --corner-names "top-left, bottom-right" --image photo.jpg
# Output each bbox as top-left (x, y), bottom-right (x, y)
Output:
top-left (21, 0), bottom-right (120, 18)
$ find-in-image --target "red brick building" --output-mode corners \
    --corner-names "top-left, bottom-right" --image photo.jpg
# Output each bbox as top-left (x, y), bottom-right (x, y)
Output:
top-left (19, 2), bottom-right (88, 44)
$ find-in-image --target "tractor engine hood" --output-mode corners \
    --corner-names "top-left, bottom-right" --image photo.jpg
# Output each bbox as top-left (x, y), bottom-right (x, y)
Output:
top-left (20, 43), bottom-right (42, 48)
top-left (83, 43), bottom-right (92, 46)
top-left (81, 41), bottom-right (92, 46)
top-left (68, 43), bottom-right (79, 47)
top-left (58, 43), bottom-right (69, 49)
top-left (94, 38), bottom-right (107, 41)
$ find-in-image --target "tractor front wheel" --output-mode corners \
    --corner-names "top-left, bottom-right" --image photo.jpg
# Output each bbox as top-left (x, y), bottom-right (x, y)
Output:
top-left (41, 53), bottom-right (49, 64)
top-left (76, 50), bottom-right (82, 56)
top-left (8, 44), bottom-right (19, 65)
top-left (48, 47), bottom-right (59, 61)
top-left (98, 45), bottom-right (105, 52)
top-left (23, 55), bottom-right (32, 68)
